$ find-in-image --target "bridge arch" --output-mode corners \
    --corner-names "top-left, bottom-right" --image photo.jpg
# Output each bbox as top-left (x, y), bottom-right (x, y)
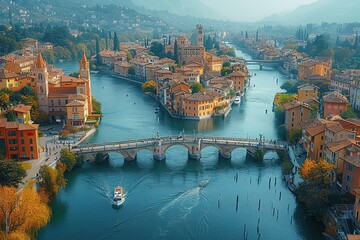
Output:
top-left (163, 144), bottom-right (191, 153)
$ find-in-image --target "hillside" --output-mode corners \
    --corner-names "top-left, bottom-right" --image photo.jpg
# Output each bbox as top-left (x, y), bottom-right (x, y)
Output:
top-left (262, 0), bottom-right (360, 24)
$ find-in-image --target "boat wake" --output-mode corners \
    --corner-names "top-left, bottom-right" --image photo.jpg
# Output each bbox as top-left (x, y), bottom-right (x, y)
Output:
top-left (158, 179), bottom-right (209, 217)
top-left (153, 179), bottom-right (210, 239)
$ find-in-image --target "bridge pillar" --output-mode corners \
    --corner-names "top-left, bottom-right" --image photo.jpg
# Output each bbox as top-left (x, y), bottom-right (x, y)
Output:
top-left (219, 149), bottom-right (232, 159)
top-left (122, 150), bottom-right (137, 161)
top-left (188, 139), bottom-right (201, 160)
top-left (153, 140), bottom-right (166, 161)
top-left (259, 63), bottom-right (263, 70)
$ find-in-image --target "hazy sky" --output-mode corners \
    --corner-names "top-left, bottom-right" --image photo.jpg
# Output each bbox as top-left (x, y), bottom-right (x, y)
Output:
top-left (200, 0), bottom-right (318, 21)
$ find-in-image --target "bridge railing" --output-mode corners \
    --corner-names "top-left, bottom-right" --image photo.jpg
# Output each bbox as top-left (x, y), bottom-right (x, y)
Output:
top-left (73, 136), bottom-right (288, 153)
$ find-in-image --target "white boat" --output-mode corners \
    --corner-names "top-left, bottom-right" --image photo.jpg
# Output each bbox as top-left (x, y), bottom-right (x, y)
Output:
top-left (233, 96), bottom-right (241, 105)
top-left (90, 70), bottom-right (99, 74)
top-left (198, 179), bottom-right (209, 188)
top-left (112, 186), bottom-right (125, 207)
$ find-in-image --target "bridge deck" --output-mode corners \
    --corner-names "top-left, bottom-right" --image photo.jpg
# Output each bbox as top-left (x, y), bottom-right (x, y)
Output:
top-left (72, 136), bottom-right (288, 154)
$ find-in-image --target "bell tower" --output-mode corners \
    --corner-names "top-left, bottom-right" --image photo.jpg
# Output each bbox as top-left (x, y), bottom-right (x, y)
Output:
top-left (34, 52), bottom-right (49, 113)
top-left (196, 24), bottom-right (204, 47)
top-left (79, 53), bottom-right (93, 113)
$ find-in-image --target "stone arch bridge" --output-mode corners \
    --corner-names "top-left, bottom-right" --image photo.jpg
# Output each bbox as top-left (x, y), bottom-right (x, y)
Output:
top-left (72, 135), bottom-right (288, 162)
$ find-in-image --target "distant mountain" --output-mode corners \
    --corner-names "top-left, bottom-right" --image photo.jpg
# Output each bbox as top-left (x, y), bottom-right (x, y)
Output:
top-left (262, 0), bottom-right (360, 24)
top-left (131, 0), bottom-right (219, 19)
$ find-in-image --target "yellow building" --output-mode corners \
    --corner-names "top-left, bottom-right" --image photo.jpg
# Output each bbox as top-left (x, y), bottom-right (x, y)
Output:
top-left (206, 54), bottom-right (223, 72)
top-left (0, 70), bottom-right (36, 92)
top-left (283, 100), bottom-right (312, 131)
top-left (297, 83), bottom-right (319, 101)
top-left (298, 59), bottom-right (332, 80)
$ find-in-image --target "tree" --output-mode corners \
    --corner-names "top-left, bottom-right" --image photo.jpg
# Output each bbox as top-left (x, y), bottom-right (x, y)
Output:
top-left (96, 37), bottom-right (102, 66)
top-left (205, 35), bottom-right (213, 50)
top-left (0, 161), bottom-right (26, 188)
top-left (92, 97), bottom-right (102, 114)
top-left (245, 31), bottom-right (248, 39)
top-left (190, 83), bottom-right (204, 94)
top-left (0, 186), bottom-right (51, 238)
top-left (297, 159), bottom-right (336, 219)
top-left (173, 40), bottom-right (178, 63)
top-left (149, 41), bottom-right (165, 58)
top-left (69, 72), bottom-right (79, 78)
top-left (340, 105), bottom-right (358, 119)
top-left (280, 81), bottom-right (301, 94)
top-left (286, 128), bottom-right (302, 143)
top-left (113, 32), bottom-right (119, 51)
top-left (39, 165), bottom-right (66, 199)
top-left (141, 80), bottom-right (157, 94)
top-left (256, 29), bottom-right (259, 41)
top-left (59, 149), bottom-right (77, 171)
top-left (18, 85), bottom-right (34, 97)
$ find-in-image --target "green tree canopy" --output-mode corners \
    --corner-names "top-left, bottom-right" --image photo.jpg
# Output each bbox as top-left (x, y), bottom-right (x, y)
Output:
top-left (59, 148), bottom-right (77, 171)
top-left (190, 82), bottom-right (204, 94)
top-left (0, 160), bottom-right (26, 188)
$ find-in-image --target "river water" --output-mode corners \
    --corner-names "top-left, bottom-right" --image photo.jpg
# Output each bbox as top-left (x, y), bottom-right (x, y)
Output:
top-left (38, 50), bottom-right (324, 240)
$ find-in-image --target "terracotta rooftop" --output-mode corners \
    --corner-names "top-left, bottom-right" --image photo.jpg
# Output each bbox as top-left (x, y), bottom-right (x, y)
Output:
top-left (326, 139), bottom-right (354, 152)
top-left (11, 104), bottom-right (32, 113)
top-left (18, 124), bottom-right (38, 131)
top-left (326, 124), bottom-right (344, 133)
top-left (323, 92), bottom-right (348, 104)
top-left (0, 70), bottom-right (19, 79)
top-left (298, 83), bottom-right (319, 90)
top-left (185, 91), bottom-right (215, 101)
top-left (49, 87), bottom-right (77, 95)
top-left (342, 155), bottom-right (360, 168)
top-left (283, 100), bottom-right (311, 111)
top-left (35, 52), bottom-right (46, 68)
top-left (228, 71), bottom-right (246, 77)
top-left (66, 100), bottom-right (85, 107)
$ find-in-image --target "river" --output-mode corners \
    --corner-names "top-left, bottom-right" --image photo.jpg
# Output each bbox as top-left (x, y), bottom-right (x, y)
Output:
top-left (38, 50), bottom-right (324, 240)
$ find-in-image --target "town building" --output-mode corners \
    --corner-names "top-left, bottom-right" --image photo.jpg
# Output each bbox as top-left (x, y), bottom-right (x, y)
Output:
top-left (32, 53), bottom-right (93, 126)
top-left (342, 155), bottom-right (360, 195)
top-left (283, 100), bottom-right (312, 131)
top-left (177, 25), bottom-right (206, 65)
top-left (323, 92), bottom-right (348, 118)
top-left (298, 58), bottom-right (332, 81)
top-left (0, 118), bottom-right (40, 160)
top-left (297, 83), bottom-right (319, 101)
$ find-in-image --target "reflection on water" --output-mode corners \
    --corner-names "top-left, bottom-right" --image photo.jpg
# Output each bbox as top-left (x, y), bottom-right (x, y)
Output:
top-left (39, 50), bottom-right (324, 240)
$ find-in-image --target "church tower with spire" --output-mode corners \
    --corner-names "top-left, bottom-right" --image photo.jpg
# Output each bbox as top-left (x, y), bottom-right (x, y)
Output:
top-left (34, 52), bottom-right (49, 113)
top-left (79, 53), bottom-right (93, 113)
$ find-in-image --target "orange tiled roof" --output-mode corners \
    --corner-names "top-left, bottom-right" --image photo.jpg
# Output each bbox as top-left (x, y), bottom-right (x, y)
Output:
top-left (18, 124), bottom-right (38, 131)
top-left (342, 155), bottom-right (360, 168)
top-left (323, 92), bottom-right (348, 104)
top-left (11, 104), bottom-right (32, 113)
top-left (49, 87), bottom-right (77, 95)
top-left (326, 139), bottom-right (354, 152)
top-left (35, 52), bottom-right (46, 68)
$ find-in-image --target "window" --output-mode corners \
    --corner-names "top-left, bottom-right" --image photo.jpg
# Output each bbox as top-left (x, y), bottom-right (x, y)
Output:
top-left (58, 99), bottom-right (61, 106)
top-left (30, 139), bottom-right (33, 144)
top-left (347, 164), bottom-right (354, 172)
top-left (8, 131), bottom-right (16, 136)
top-left (72, 108), bottom-right (77, 112)
top-left (51, 100), bottom-right (54, 106)
top-left (21, 139), bottom-right (25, 145)
top-left (30, 146), bottom-right (34, 151)
top-left (20, 132), bottom-right (23, 137)
top-left (22, 146), bottom-right (25, 152)
top-left (8, 139), bottom-right (17, 144)
top-left (346, 174), bottom-right (353, 183)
